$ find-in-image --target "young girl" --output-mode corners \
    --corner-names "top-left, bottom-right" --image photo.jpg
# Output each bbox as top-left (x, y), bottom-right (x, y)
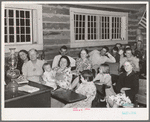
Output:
top-left (64, 70), bottom-right (96, 108)
top-left (93, 64), bottom-right (116, 97)
top-left (42, 63), bottom-right (57, 89)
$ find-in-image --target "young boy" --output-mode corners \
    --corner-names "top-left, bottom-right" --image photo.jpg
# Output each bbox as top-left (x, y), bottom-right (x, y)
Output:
top-left (42, 63), bottom-right (57, 89)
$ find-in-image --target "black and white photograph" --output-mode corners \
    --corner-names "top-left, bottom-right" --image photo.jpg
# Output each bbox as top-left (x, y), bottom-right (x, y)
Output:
top-left (1, 1), bottom-right (149, 120)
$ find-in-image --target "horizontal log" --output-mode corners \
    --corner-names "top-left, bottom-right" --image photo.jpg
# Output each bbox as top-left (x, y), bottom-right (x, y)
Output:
top-left (43, 14), bottom-right (70, 22)
top-left (43, 31), bottom-right (70, 40)
top-left (43, 23), bottom-right (70, 30)
top-left (42, 6), bottom-right (69, 15)
top-left (43, 39), bottom-right (70, 45)
top-left (128, 31), bottom-right (136, 35)
top-left (128, 21), bottom-right (138, 25)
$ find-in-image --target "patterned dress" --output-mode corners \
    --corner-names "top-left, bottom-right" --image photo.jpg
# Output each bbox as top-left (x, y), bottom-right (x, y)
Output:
top-left (54, 67), bottom-right (72, 89)
top-left (64, 82), bottom-right (96, 108)
top-left (76, 58), bottom-right (92, 73)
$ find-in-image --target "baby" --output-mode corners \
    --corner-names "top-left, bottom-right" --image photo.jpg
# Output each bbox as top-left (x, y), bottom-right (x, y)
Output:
top-left (42, 63), bottom-right (57, 90)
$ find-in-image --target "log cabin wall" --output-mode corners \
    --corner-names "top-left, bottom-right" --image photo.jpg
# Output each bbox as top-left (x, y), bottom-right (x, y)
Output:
top-left (42, 4), bottom-right (146, 64)
top-left (4, 4), bottom-right (146, 65)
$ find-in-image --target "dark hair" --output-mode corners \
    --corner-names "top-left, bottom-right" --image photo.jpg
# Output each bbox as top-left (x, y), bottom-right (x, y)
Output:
top-left (42, 63), bottom-right (51, 71)
top-left (99, 63), bottom-right (110, 74)
top-left (102, 46), bottom-right (109, 52)
top-left (115, 43), bottom-right (122, 47)
top-left (125, 44), bottom-right (131, 49)
top-left (112, 47), bottom-right (119, 52)
top-left (60, 45), bottom-right (68, 50)
top-left (78, 48), bottom-right (89, 58)
top-left (125, 47), bottom-right (132, 53)
top-left (58, 55), bottom-right (70, 68)
top-left (17, 50), bottom-right (29, 74)
top-left (80, 70), bottom-right (94, 82)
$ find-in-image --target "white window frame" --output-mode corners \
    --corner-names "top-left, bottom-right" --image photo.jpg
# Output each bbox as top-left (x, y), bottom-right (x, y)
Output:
top-left (70, 8), bottom-right (128, 48)
top-left (3, 3), bottom-right (43, 52)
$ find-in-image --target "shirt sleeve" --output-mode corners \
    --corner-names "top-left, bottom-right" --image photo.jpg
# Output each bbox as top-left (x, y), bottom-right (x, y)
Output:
top-left (69, 56), bottom-right (76, 67)
top-left (22, 63), bottom-right (28, 79)
top-left (93, 73), bottom-right (101, 81)
top-left (105, 52), bottom-right (116, 63)
top-left (52, 56), bottom-right (59, 68)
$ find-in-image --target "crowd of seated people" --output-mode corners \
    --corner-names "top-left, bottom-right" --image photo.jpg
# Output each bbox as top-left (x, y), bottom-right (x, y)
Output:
top-left (5, 40), bottom-right (146, 108)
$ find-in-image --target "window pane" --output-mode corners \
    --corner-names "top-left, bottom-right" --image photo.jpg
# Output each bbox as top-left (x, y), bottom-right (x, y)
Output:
top-left (9, 27), bottom-right (14, 34)
top-left (91, 35), bottom-right (93, 39)
top-left (79, 22), bottom-right (81, 27)
top-left (76, 15), bottom-right (78, 20)
top-left (79, 34), bottom-right (81, 40)
top-left (9, 19), bottom-right (14, 26)
top-left (16, 10), bottom-right (19, 17)
top-left (20, 19), bottom-right (24, 26)
top-left (5, 27), bottom-right (7, 34)
top-left (76, 34), bottom-right (78, 40)
top-left (20, 11), bottom-right (24, 18)
top-left (5, 9), bottom-right (7, 17)
top-left (26, 11), bottom-right (30, 18)
top-left (91, 16), bottom-right (93, 21)
top-left (5, 35), bottom-right (7, 43)
top-left (88, 34), bottom-right (90, 39)
top-left (91, 22), bottom-right (93, 27)
top-left (21, 27), bottom-right (25, 34)
top-left (79, 28), bottom-right (81, 33)
top-left (83, 15), bottom-right (85, 21)
top-left (91, 28), bottom-right (93, 33)
top-left (82, 35), bottom-right (85, 40)
top-left (16, 19), bottom-right (19, 26)
top-left (94, 34), bottom-right (96, 39)
top-left (76, 21), bottom-right (78, 27)
top-left (5, 18), bottom-right (7, 25)
top-left (9, 10), bottom-right (13, 17)
top-left (17, 35), bottom-right (20, 42)
top-left (26, 35), bottom-right (30, 42)
top-left (83, 22), bottom-right (85, 27)
top-left (26, 27), bottom-right (30, 34)
top-left (82, 28), bottom-right (85, 33)
top-left (88, 28), bottom-right (90, 33)
top-left (26, 19), bottom-right (30, 26)
top-left (88, 16), bottom-right (90, 21)
top-left (21, 35), bottom-right (25, 42)
top-left (80, 15), bottom-right (82, 20)
top-left (9, 35), bottom-right (14, 42)
top-left (16, 27), bottom-right (20, 34)
top-left (76, 28), bottom-right (78, 33)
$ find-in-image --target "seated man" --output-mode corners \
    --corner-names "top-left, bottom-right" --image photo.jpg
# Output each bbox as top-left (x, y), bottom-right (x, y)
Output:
top-left (89, 46), bottom-right (116, 72)
top-left (120, 48), bottom-right (139, 72)
top-left (22, 48), bottom-right (45, 83)
top-left (52, 45), bottom-right (76, 69)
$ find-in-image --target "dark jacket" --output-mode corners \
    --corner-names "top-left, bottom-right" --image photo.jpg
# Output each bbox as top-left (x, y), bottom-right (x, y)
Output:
top-left (115, 71), bottom-right (139, 103)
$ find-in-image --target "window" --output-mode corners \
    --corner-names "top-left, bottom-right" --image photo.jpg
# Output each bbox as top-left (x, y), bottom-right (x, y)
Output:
top-left (5, 9), bottom-right (32, 44)
top-left (70, 8), bottom-right (128, 48)
top-left (3, 4), bottom-right (43, 52)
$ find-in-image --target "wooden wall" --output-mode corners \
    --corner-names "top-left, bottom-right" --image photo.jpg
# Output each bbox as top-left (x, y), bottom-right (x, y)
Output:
top-left (42, 4), bottom-right (146, 64)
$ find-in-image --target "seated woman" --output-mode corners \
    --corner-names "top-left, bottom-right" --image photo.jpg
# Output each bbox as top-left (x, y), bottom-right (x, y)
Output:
top-left (17, 50), bottom-right (29, 74)
top-left (64, 70), bottom-right (96, 108)
top-left (75, 48), bottom-right (92, 74)
top-left (54, 55), bottom-right (72, 89)
top-left (22, 48), bottom-right (45, 83)
top-left (115, 60), bottom-right (139, 104)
